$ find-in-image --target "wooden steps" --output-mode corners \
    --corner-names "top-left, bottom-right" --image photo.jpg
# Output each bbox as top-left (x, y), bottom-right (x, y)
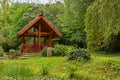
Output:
top-left (19, 53), bottom-right (39, 59)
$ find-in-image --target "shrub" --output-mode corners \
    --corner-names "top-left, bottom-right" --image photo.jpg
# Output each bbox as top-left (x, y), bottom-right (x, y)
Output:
top-left (68, 49), bottom-right (91, 61)
top-left (53, 44), bottom-right (75, 56)
top-left (40, 47), bottom-right (47, 56)
top-left (0, 46), bottom-right (4, 57)
top-left (52, 44), bottom-right (67, 56)
top-left (8, 49), bottom-right (17, 59)
top-left (66, 46), bottom-right (76, 56)
top-left (40, 44), bottom-right (75, 57)
top-left (9, 49), bottom-right (16, 54)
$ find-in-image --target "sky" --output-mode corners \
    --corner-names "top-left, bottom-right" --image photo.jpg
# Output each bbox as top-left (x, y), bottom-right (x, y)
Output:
top-left (13, 0), bottom-right (64, 4)
top-left (0, 0), bottom-right (64, 8)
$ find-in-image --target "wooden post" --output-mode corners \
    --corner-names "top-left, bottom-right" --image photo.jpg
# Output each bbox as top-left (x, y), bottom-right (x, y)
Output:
top-left (34, 27), bottom-right (36, 45)
top-left (22, 35), bottom-right (25, 53)
top-left (38, 22), bottom-right (41, 52)
top-left (33, 27), bottom-right (36, 52)
top-left (25, 33), bottom-right (29, 53)
top-left (49, 34), bottom-right (52, 47)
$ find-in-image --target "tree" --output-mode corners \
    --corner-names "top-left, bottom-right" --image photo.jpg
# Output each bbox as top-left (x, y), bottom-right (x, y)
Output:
top-left (85, 0), bottom-right (120, 52)
top-left (0, 0), bottom-right (11, 45)
top-left (60, 0), bottom-right (94, 48)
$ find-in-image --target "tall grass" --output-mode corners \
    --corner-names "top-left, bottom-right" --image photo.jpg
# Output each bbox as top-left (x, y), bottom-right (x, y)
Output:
top-left (41, 64), bottom-right (50, 75)
top-left (2, 65), bottom-right (33, 76)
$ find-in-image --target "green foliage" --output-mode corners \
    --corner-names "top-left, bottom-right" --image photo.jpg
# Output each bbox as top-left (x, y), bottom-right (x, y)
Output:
top-left (9, 49), bottom-right (16, 54)
top-left (44, 2), bottom-right (64, 26)
top-left (53, 44), bottom-right (67, 56)
top-left (67, 65), bottom-right (77, 79)
top-left (85, 0), bottom-right (120, 52)
top-left (60, 0), bottom-right (94, 48)
top-left (0, 0), bottom-right (11, 50)
top-left (107, 34), bottom-right (120, 52)
top-left (2, 66), bottom-right (33, 76)
top-left (0, 75), bottom-right (62, 80)
top-left (0, 2), bottom-right (65, 51)
top-left (40, 47), bottom-right (47, 57)
top-left (40, 44), bottom-right (75, 57)
top-left (0, 54), bottom-right (120, 79)
top-left (68, 49), bottom-right (91, 61)
top-left (0, 35), bottom-right (6, 45)
top-left (0, 46), bottom-right (4, 57)
top-left (41, 64), bottom-right (50, 75)
top-left (4, 3), bottom-right (33, 51)
top-left (65, 45), bottom-right (76, 56)
top-left (52, 44), bottom-right (75, 56)
top-left (102, 59), bottom-right (120, 71)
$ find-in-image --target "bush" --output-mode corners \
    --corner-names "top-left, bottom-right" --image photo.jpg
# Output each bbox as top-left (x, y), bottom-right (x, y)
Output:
top-left (9, 49), bottom-right (16, 54)
top-left (53, 44), bottom-right (67, 56)
top-left (8, 49), bottom-right (17, 59)
top-left (0, 46), bottom-right (4, 57)
top-left (66, 46), bottom-right (76, 56)
top-left (40, 44), bottom-right (75, 57)
top-left (68, 49), bottom-right (91, 61)
top-left (53, 44), bottom-right (75, 56)
top-left (40, 47), bottom-right (47, 56)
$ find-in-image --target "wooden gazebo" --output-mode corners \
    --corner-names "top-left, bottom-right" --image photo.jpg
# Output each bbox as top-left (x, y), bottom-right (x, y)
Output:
top-left (16, 14), bottom-right (61, 53)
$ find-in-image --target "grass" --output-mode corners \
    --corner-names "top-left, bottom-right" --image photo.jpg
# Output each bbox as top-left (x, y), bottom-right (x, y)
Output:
top-left (0, 53), bottom-right (120, 80)
top-left (2, 66), bottom-right (33, 76)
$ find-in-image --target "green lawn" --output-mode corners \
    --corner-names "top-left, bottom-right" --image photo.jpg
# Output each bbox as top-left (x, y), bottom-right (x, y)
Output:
top-left (0, 53), bottom-right (120, 80)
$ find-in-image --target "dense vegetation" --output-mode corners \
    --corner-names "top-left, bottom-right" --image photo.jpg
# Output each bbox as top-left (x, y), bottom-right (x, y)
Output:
top-left (0, 0), bottom-right (120, 52)
top-left (0, 0), bottom-right (120, 79)
top-left (85, 0), bottom-right (120, 52)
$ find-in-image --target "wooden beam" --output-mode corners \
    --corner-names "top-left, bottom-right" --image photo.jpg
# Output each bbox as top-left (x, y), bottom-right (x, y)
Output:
top-left (17, 16), bottom-right (41, 37)
top-left (25, 33), bottom-right (29, 53)
top-left (22, 35), bottom-right (25, 53)
top-left (26, 32), bottom-right (49, 35)
top-left (38, 22), bottom-right (41, 51)
top-left (41, 16), bottom-right (61, 37)
top-left (25, 35), bottom-right (47, 37)
top-left (41, 32), bottom-right (49, 35)
top-left (34, 27), bottom-right (36, 45)
top-left (27, 32), bottom-right (38, 35)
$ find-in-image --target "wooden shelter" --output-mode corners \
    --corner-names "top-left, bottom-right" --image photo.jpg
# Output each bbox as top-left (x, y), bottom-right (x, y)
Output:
top-left (16, 14), bottom-right (61, 53)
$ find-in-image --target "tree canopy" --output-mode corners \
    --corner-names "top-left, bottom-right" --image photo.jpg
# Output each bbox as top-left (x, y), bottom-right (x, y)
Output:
top-left (85, 0), bottom-right (120, 52)
top-left (0, 0), bottom-right (120, 52)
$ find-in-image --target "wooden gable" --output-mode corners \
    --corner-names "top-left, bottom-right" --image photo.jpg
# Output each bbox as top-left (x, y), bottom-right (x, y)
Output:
top-left (16, 14), bottom-right (61, 38)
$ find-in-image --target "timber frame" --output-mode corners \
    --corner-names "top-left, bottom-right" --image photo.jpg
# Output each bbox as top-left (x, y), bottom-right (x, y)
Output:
top-left (16, 14), bottom-right (61, 53)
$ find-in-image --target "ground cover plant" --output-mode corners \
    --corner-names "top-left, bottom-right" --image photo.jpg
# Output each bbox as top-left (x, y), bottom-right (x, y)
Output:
top-left (0, 53), bottom-right (120, 80)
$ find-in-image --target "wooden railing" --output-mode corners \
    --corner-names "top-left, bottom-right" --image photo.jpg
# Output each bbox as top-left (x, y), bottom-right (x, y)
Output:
top-left (22, 44), bottom-right (45, 53)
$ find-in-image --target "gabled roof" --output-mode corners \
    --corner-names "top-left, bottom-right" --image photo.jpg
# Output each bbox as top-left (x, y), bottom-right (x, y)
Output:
top-left (16, 14), bottom-right (62, 38)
